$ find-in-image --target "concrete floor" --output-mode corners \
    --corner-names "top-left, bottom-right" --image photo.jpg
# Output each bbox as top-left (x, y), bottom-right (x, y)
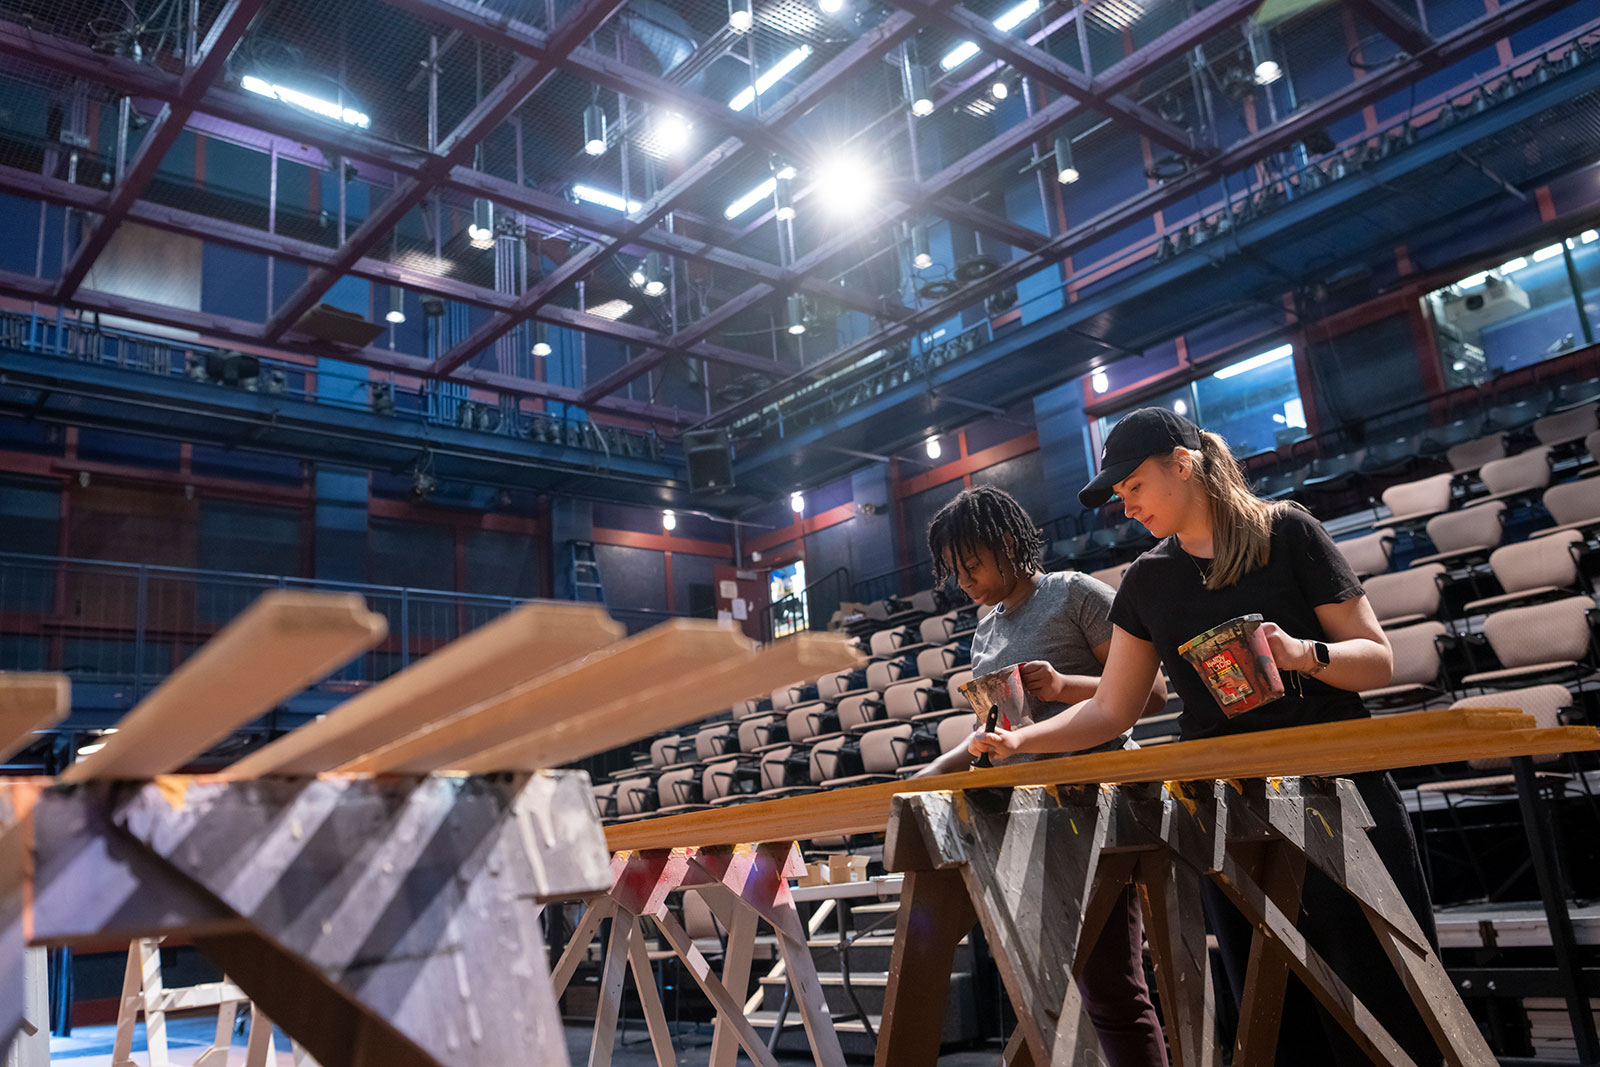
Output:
top-left (44, 1018), bottom-right (1005, 1065)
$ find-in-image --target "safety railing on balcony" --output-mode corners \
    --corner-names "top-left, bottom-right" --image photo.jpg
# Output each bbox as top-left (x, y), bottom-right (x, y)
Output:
top-left (0, 551), bottom-right (680, 706)
top-left (0, 309), bottom-right (664, 461)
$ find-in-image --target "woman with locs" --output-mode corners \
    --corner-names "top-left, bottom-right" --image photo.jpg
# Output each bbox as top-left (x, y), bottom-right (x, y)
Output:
top-left (968, 407), bottom-right (1440, 1066)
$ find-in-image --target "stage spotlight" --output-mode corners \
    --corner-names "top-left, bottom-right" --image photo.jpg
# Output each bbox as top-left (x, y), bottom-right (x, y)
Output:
top-left (531, 323), bottom-right (552, 358)
top-left (912, 225), bottom-right (933, 270)
top-left (786, 294), bottom-right (807, 335)
top-left (729, 0), bottom-right (753, 31)
top-left (468, 199), bottom-right (495, 249)
top-left (775, 176), bottom-right (795, 221)
top-left (386, 287), bottom-right (406, 324)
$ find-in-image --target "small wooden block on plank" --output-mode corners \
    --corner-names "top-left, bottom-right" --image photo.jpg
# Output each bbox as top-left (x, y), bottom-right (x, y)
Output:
top-left (451, 630), bottom-right (865, 773)
top-left (604, 709), bottom-right (1598, 851)
top-left (61, 591), bottom-right (387, 783)
top-left (225, 601), bottom-right (622, 778)
top-left (0, 674), bottom-right (69, 764)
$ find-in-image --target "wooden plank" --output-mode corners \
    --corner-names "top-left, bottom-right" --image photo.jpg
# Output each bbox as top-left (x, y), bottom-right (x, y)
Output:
top-left (449, 630), bottom-right (864, 773)
top-left (552, 897), bottom-right (616, 997)
top-left (0, 675), bottom-right (68, 765)
top-left (704, 887), bottom-right (759, 1067)
top-left (61, 592), bottom-right (386, 783)
top-left (606, 712), bottom-right (1599, 851)
top-left (649, 905), bottom-right (785, 1067)
top-left (342, 620), bottom-right (760, 774)
top-left (589, 914), bottom-right (634, 1067)
top-left (226, 601), bottom-right (622, 777)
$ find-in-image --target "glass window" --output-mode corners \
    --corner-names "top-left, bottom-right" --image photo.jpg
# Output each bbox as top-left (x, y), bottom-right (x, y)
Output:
top-left (1194, 343), bottom-right (1306, 457)
top-left (1426, 231), bottom-right (1600, 385)
top-left (1091, 345), bottom-right (1306, 463)
top-left (770, 560), bottom-right (808, 638)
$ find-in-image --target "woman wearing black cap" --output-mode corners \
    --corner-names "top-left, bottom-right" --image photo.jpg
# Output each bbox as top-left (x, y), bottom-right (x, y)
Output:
top-left (969, 407), bottom-right (1439, 1066)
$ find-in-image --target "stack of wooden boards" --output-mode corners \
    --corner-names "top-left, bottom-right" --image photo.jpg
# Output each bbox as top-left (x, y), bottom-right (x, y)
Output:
top-left (0, 589), bottom-right (864, 781)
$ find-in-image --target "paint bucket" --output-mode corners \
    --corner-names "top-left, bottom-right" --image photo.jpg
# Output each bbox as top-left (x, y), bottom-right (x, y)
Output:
top-left (1177, 614), bottom-right (1285, 716)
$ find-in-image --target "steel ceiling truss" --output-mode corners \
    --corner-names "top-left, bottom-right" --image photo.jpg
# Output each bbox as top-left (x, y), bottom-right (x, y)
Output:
top-left (700, 0), bottom-right (1592, 434)
top-left (0, 0), bottom-right (1550, 434)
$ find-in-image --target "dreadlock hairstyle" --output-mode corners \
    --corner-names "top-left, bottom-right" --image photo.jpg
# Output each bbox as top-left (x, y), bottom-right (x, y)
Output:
top-left (927, 486), bottom-right (1045, 588)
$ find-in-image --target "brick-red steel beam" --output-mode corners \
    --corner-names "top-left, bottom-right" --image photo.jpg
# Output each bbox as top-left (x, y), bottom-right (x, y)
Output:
top-left (425, 7), bottom-right (936, 378)
top-left (55, 0), bottom-right (268, 301)
top-left (260, 0), bottom-right (631, 342)
top-left (579, 0), bottom-right (1266, 403)
top-left (699, 0), bottom-right (1590, 429)
top-left (896, 0), bottom-right (1214, 159)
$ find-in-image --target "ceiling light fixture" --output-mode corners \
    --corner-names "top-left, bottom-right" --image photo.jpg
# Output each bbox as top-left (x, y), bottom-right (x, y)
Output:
top-left (241, 75), bottom-right (370, 129)
top-left (726, 177), bottom-right (776, 219)
top-left (1091, 369), bottom-right (1109, 393)
top-left (774, 176), bottom-right (796, 221)
top-left (1531, 243), bottom-right (1566, 262)
top-left (1249, 27), bottom-right (1282, 85)
top-left (815, 156), bottom-right (873, 212)
top-left (386, 287), bottom-right (406, 324)
top-left (531, 323), bottom-right (552, 358)
top-left (790, 491), bottom-right (806, 513)
top-left (663, 509), bottom-right (678, 531)
top-left (1054, 135), bottom-right (1079, 184)
top-left (941, 0), bottom-right (1039, 70)
top-left (903, 50), bottom-right (934, 117)
top-left (729, 0), bottom-right (753, 32)
top-left (991, 79), bottom-right (1009, 100)
top-left (655, 112), bottom-right (692, 153)
top-left (911, 224), bottom-right (933, 270)
top-left (1500, 256), bottom-right (1529, 273)
top-left (729, 46), bottom-right (814, 111)
top-left (588, 299), bottom-right (634, 321)
top-left (818, 0), bottom-right (843, 11)
top-left (582, 103), bottom-right (607, 155)
top-left (573, 184), bottom-right (641, 213)
top-left (1213, 342), bottom-right (1293, 379)
top-left (787, 294), bottom-right (807, 335)
top-left (1582, 230), bottom-right (1598, 243)
top-left (468, 198), bottom-right (496, 249)
top-left (925, 436), bottom-right (941, 459)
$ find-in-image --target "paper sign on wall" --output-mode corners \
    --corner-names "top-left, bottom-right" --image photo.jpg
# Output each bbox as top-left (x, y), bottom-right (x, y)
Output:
top-left (732, 598), bottom-right (748, 620)
top-left (719, 580), bottom-right (738, 599)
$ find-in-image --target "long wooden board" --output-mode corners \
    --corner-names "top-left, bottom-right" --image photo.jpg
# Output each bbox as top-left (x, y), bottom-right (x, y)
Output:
top-left (61, 592), bottom-right (387, 783)
top-left (451, 631), bottom-right (866, 773)
top-left (340, 620), bottom-right (759, 775)
top-left (225, 601), bottom-right (622, 778)
top-left (603, 708), bottom-right (1600, 851)
top-left (0, 675), bottom-right (69, 764)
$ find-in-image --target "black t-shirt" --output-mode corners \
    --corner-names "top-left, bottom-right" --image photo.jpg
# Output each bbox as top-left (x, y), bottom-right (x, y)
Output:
top-left (1108, 508), bottom-right (1367, 741)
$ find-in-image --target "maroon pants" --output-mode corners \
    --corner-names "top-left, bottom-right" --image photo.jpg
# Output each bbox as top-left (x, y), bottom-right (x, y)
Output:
top-left (1075, 883), bottom-right (1169, 1067)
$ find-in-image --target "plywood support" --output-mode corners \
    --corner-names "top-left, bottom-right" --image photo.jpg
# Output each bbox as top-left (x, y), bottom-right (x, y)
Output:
top-left (17, 772), bottom-right (612, 1067)
top-left (880, 777), bottom-right (1498, 1067)
top-left (0, 674), bottom-right (68, 764)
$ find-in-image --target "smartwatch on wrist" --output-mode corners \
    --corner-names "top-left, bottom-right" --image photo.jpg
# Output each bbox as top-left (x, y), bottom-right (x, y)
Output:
top-left (1305, 640), bottom-right (1331, 676)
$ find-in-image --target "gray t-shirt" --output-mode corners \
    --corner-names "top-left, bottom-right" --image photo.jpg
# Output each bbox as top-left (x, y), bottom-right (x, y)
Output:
top-left (967, 570), bottom-right (1133, 762)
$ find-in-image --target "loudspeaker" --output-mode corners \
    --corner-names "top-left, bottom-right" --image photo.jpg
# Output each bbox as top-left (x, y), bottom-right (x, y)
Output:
top-left (684, 428), bottom-right (734, 492)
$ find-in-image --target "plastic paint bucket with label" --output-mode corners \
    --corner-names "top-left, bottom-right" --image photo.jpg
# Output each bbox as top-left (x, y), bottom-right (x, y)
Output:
top-left (1177, 613), bottom-right (1285, 716)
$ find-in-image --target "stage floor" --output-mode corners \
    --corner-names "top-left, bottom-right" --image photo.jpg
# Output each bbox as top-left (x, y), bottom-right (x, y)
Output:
top-left (45, 1018), bottom-right (1006, 1064)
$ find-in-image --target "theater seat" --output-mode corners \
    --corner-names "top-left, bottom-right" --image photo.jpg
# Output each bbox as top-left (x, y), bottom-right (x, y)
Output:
top-left (1364, 564), bottom-right (1445, 629)
top-left (1361, 622), bottom-right (1449, 710)
top-left (1462, 530), bottom-right (1586, 615)
top-left (1461, 596), bottom-right (1596, 690)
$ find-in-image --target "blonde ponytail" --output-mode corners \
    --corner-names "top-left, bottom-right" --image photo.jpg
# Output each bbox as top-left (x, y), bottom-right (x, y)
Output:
top-left (1184, 431), bottom-right (1294, 589)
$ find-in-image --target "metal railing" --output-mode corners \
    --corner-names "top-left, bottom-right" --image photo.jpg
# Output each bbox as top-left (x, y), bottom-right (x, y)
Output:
top-left (0, 551), bottom-right (680, 702)
top-left (768, 566), bottom-right (852, 638)
top-left (0, 309), bottom-right (664, 461)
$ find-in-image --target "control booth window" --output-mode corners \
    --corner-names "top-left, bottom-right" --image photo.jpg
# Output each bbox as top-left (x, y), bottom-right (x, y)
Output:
top-left (1425, 229), bottom-right (1599, 388)
top-left (1092, 343), bottom-right (1307, 463)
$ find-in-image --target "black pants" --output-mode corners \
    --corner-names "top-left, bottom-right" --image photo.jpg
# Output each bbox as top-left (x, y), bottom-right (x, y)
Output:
top-left (1078, 883), bottom-right (1170, 1067)
top-left (1201, 772), bottom-right (1440, 1066)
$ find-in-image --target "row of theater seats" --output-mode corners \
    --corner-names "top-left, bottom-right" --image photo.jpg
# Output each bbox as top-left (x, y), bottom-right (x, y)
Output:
top-left (593, 594), bottom-right (992, 823)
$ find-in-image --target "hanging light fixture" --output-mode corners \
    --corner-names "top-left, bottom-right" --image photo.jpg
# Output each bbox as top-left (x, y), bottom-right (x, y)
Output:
top-left (911, 224), bottom-right (933, 270)
top-left (662, 509), bottom-right (678, 531)
top-left (786, 294), bottom-right (807, 335)
top-left (386, 287), bottom-right (406, 324)
top-left (643, 253), bottom-right (666, 298)
top-left (774, 176), bottom-right (795, 221)
top-left (1054, 135), bottom-right (1079, 184)
top-left (1249, 26), bottom-right (1282, 85)
top-left (728, 0), bottom-right (753, 32)
top-left (903, 48), bottom-right (933, 117)
top-left (925, 436), bottom-right (941, 459)
top-left (583, 103), bottom-right (607, 156)
top-left (531, 322), bottom-right (551, 358)
top-left (468, 198), bottom-right (496, 248)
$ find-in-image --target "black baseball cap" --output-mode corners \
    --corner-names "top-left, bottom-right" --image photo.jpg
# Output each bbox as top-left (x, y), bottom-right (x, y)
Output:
top-left (1078, 407), bottom-right (1203, 508)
